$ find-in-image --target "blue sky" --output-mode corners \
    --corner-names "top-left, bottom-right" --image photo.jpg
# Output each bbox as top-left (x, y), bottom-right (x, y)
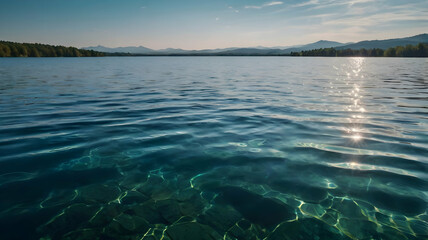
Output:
top-left (0, 0), bottom-right (427, 49)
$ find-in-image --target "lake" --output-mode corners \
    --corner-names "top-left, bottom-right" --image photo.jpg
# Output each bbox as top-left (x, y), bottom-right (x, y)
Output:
top-left (0, 57), bottom-right (427, 240)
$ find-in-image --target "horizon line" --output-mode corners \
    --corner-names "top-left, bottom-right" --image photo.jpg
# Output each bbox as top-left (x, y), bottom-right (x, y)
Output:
top-left (1, 33), bottom-right (427, 51)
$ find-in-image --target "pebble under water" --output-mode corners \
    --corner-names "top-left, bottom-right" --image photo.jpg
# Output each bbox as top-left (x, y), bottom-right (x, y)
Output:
top-left (0, 57), bottom-right (427, 240)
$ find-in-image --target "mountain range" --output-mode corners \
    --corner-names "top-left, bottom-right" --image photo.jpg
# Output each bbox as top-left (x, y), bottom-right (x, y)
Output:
top-left (83, 34), bottom-right (428, 55)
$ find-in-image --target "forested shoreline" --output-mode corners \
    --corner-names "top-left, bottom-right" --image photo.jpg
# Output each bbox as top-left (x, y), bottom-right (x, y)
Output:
top-left (0, 41), bottom-right (105, 57)
top-left (291, 43), bottom-right (428, 57)
top-left (1, 40), bottom-right (427, 57)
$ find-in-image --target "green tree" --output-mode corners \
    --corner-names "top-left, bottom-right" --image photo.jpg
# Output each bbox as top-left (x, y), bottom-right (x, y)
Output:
top-left (9, 45), bottom-right (19, 57)
top-left (29, 46), bottom-right (40, 57)
top-left (384, 48), bottom-right (396, 57)
top-left (0, 45), bottom-right (5, 57)
top-left (417, 43), bottom-right (427, 57)
top-left (17, 45), bottom-right (28, 57)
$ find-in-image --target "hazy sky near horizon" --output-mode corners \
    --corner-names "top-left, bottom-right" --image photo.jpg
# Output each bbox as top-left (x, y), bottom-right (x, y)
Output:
top-left (0, 0), bottom-right (427, 49)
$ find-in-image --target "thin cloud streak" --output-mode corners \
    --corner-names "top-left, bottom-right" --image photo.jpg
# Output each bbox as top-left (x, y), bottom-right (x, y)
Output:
top-left (292, 0), bottom-right (319, 8)
top-left (287, 0), bottom-right (376, 10)
top-left (245, 1), bottom-right (283, 9)
top-left (308, 0), bottom-right (377, 10)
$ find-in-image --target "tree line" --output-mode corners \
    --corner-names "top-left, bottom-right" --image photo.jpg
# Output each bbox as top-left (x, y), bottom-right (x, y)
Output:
top-left (0, 41), bottom-right (105, 57)
top-left (1, 40), bottom-right (427, 57)
top-left (290, 43), bottom-right (428, 57)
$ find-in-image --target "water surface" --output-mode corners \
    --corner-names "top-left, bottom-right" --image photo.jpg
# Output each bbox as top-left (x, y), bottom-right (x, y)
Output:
top-left (0, 57), bottom-right (427, 240)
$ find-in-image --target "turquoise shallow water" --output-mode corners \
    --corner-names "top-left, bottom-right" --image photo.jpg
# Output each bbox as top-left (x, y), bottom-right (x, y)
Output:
top-left (0, 57), bottom-right (427, 240)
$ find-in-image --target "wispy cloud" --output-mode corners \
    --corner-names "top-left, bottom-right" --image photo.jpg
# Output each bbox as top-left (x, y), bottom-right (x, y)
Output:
top-left (274, 0), bottom-right (377, 15)
top-left (310, 0), bottom-right (377, 10)
top-left (292, 0), bottom-right (319, 8)
top-left (228, 6), bottom-right (239, 13)
top-left (265, 1), bottom-right (284, 7)
top-left (290, 0), bottom-right (375, 10)
top-left (347, 0), bottom-right (376, 6)
top-left (245, 1), bottom-right (283, 9)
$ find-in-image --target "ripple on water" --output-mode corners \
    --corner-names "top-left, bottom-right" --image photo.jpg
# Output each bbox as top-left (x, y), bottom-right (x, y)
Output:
top-left (0, 57), bottom-right (427, 240)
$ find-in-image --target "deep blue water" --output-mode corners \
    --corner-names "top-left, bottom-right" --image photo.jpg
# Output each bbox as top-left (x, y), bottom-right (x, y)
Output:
top-left (0, 57), bottom-right (427, 240)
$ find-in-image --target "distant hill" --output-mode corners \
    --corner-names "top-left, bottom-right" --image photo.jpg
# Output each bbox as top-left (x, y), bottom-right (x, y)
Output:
top-left (282, 40), bottom-right (346, 53)
top-left (337, 34), bottom-right (428, 50)
top-left (82, 41), bottom-right (344, 55)
top-left (216, 40), bottom-right (346, 55)
top-left (83, 46), bottom-right (241, 54)
top-left (3, 36), bottom-right (427, 57)
top-left (156, 48), bottom-right (188, 54)
top-left (81, 34), bottom-right (428, 55)
top-left (215, 35), bottom-right (427, 55)
top-left (83, 45), bottom-right (155, 54)
top-left (214, 48), bottom-right (283, 55)
top-left (190, 47), bottom-right (241, 53)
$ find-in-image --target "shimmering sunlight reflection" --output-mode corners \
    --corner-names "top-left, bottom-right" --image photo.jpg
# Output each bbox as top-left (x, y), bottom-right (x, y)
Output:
top-left (345, 58), bottom-right (366, 143)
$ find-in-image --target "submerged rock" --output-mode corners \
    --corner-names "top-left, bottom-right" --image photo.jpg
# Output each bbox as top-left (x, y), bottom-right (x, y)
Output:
top-left (137, 175), bottom-right (174, 201)
top-left (175, 188), bottom-right (200, 202)
top-left (267, 218), bottom-right (350, 240)
top-left (105, 213), bottom-right (150, 235)
top-left (121, 190), bottom-right (149, 205)
top-left (197, 204), bottom-right (242, 233)
top-left (408, 219), bottom-right (428, 237)
top-left (360, 189), bottom-right (427, 216)
top-left (156, 199), bottom-right (182, 224)
top-left (270, 180), bottom-right (328, 204)
top-left (40, 189), bottom-right (78, 208)
top-left (331, 198), bottom-right (367, 220)
top-left (177, 189), bottom-right (206, 217)
top-left (378, 225), bottom-right (408, 240)
top-left (62, 228), bottom-right (100, 240)
top-left (218, 186), bottom-right (296, 228)
top-left (321, 209), bottom-right (339, 226)
top-left (119, 171), bottom-right (149, 190)
top-left (225, 220), bottom-right (265, 240)
top-left (391, 215), bottom-right (414, 235)
top-left (41, 203), bottom-right (100, 239)
top-left (131, 201), bottom-right (165, 224)
top-left (165, 222), bottom-right (221, 240)
top-left (237, 219), bottom-right (252, 230)
top-left (141, 227), bottom-right (171, 240)
top-left (78, 184), bottom-right (121, 204)
top-left (338, 218), bottom-right (379, 240)
top-left (89, 203), bottom-right (125, 227)
top-left (300, 203), bottom-right (326, 218)
top-left (225, 224), bottom-right (257, 240)
top-left (374, 212), bottom-right (393, 228)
